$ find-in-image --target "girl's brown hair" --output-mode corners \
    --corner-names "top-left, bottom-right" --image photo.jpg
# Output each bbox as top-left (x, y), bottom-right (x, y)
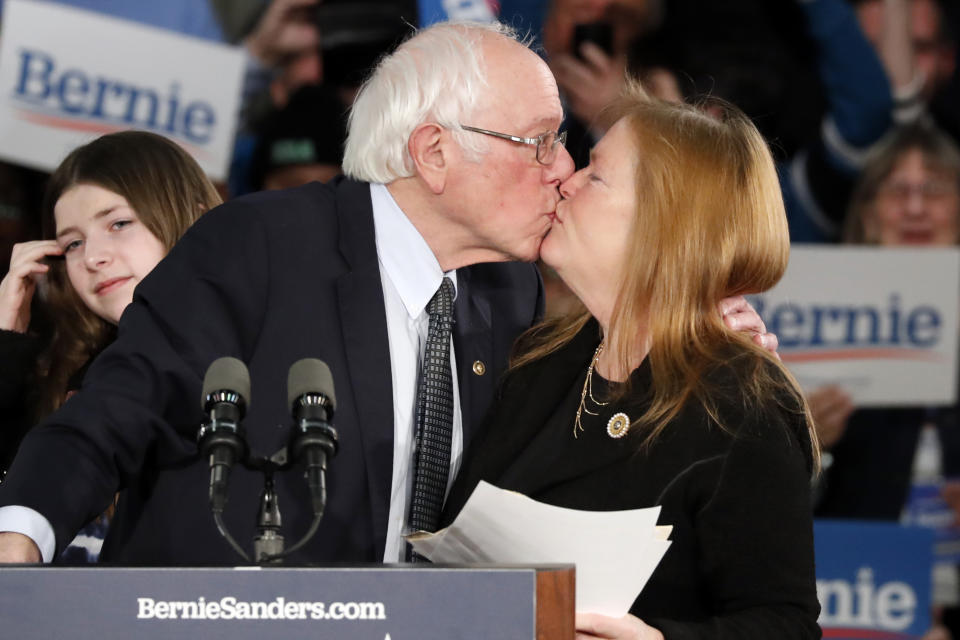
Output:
top-left (37, 130), bottom-right (221, 415)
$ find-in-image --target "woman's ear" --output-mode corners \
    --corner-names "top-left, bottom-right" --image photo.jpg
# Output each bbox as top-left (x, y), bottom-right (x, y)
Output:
top-left (407, 122), bottom-right (448, 194)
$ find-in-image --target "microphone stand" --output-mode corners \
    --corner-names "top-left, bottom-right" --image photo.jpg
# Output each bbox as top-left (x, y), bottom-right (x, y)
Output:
top-left (206, 445), bottom-right (332, 565)
top-left (253, 469), bottom-right (284, 563)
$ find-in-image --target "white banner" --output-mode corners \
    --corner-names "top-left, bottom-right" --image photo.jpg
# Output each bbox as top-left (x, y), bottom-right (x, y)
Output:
top-left (749, 246), bottom-right (960, 407)
top-left (0, 0), bottom-right (245, 180)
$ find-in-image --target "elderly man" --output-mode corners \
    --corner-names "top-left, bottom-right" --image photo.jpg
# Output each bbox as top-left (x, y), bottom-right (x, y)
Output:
top-left (0, 21), bottom-right (766, 564)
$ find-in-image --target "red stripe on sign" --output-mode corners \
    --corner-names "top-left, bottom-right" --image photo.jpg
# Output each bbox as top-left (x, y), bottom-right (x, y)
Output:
top-left (15, 110), bottom-right (209, 159)
top-left (821, 627), bottom-right (915, 639)
top-left (782, 349), bottom-right (944, 364)
top-left (19, 110), bottom-right (122, 134)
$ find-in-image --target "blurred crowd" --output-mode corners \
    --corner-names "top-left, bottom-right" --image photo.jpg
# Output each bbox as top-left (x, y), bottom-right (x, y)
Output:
top-left (0, 0), bottom-right (958, 258)
top-left (0, 0), bottom-right (959, 633)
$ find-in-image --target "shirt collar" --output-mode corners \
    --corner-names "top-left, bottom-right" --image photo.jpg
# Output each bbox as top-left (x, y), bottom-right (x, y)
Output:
top-left (370, 183), bottom-right (457, 319)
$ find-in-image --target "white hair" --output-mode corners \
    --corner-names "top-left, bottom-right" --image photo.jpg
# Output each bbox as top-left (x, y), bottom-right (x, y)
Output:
top-left (342, 20), bottom-right (527, 183)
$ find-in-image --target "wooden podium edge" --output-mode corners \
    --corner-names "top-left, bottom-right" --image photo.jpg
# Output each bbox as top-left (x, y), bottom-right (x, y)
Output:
top-left (536, 566), bottom-right (574, 640)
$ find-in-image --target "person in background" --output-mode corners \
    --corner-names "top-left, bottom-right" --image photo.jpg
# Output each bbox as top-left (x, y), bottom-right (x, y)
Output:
top-left (248, 84), bottom-right (348, 191)
top-left (813, 121), bottom-right (960, 639)
top-left (853, 0), bottom-right (957, 136)
top-left (0, 131), bottom-right (221, 562)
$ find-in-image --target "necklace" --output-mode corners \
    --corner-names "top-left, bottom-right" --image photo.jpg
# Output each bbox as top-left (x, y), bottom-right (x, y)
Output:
top-left (574, 342), bottom-right (632, 439)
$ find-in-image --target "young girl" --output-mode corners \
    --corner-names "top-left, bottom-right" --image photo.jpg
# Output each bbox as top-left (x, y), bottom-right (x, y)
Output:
top-left (0, 130), bottom-right (221, 561)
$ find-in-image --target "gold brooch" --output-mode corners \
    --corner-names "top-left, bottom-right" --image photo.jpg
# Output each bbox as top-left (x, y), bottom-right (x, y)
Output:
top-left (606, 412), bottom-right (630, 439)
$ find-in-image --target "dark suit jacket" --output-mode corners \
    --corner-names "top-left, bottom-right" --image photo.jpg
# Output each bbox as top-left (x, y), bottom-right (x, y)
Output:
top-left (0, 329), bottom-right (42, 475)
top-left (443, 320), bottom-right (821, 639)
top-left (0, 177), bottom-right (543, 563)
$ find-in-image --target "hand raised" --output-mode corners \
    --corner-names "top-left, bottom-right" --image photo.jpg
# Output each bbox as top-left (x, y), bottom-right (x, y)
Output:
top-left (244, 0), bottom-right (320, 67)
top-left (807, 385), bottom-right (855, 450)
top-left (0, 240), bottom-right (62, 333)
top-left (551, 43), bottom-right (625, 136)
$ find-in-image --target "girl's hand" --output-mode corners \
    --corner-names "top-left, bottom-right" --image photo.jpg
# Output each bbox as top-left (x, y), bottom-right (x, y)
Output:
top-left (0, 240), bottom-right (62, 333)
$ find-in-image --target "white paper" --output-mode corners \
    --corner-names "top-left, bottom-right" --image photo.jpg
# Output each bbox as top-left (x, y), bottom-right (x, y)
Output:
top-left (409, 481), bottom-right (672, 616)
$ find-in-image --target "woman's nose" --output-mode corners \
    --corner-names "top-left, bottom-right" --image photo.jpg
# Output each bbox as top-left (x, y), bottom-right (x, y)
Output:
top-left (559, 169), bottom-right (584, 199)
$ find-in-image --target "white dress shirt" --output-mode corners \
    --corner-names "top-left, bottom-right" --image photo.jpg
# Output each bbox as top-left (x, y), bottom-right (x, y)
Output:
top-left (0, 182), bottom-right (463, 564)
top-left (370, 183), bottom-right (463, 562)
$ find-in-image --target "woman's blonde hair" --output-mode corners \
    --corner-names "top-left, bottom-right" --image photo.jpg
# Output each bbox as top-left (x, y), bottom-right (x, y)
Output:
top-left (515, 82), bottom-right (818, 469)
top-left (37, 130), bottom-right (222, 416)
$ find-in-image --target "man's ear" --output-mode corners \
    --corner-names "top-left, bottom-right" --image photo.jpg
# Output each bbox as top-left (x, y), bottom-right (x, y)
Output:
top-left (408, 123), bottom-right (448, 194)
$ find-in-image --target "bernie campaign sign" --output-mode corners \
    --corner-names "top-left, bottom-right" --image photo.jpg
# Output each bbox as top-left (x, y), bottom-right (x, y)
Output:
top-left (749, 246), bottom-right (960, 406)
top-left (816, 520), bottom-right (933, 639)
top-left (0, 0), bottom-right (244, 180)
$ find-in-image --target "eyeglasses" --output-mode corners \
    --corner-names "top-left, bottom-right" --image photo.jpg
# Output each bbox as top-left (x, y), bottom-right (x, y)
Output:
top-left (459, 124), bottom-right (567, 165)
top-left (878, 180), bottom-right (959, 203)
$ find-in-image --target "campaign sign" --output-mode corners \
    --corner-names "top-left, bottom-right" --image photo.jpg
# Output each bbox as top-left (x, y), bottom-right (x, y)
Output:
top-left (903, 480), bottom-right (960, 565)
top-left (815, 520), bottom-right (933, 639)
top-left (748, 246), bottom-right (960, 407)
top-left (0, 0), bottom-right (245, 180)
top-left (418, 0), bottom-right (496, 26)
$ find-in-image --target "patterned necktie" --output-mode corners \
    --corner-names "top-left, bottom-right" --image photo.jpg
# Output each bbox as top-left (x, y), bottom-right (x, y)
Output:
top-left (408, 277), bottom-right (456, 545)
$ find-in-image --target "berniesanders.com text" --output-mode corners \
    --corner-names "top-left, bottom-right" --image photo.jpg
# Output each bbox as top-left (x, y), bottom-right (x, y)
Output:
top-left (137, 596), bottom-right (386, 621)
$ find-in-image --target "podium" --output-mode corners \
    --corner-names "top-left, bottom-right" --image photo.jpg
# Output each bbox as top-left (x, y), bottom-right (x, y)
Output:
top-left (0, 564), bottom-right (574, 639)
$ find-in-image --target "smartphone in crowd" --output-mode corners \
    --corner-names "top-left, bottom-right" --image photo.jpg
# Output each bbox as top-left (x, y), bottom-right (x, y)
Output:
top-left (571, 22), bottom-right (614, 60)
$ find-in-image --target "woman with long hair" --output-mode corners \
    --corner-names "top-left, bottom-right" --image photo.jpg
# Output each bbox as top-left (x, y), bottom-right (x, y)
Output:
top-left (443, 85), bottom-right (821, 639)
top-left (0, 130), bottom-right (221, 560)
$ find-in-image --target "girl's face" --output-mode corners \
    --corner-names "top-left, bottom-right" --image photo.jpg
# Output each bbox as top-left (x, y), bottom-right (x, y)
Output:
top-left (54, 184), bottom-right (166, 324)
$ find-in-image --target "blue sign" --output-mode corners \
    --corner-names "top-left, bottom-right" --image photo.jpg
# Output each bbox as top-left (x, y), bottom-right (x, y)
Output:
top-left (815, 520), bottom-right (933, 639)
top-left (902, 481), bottom-right (960, 565)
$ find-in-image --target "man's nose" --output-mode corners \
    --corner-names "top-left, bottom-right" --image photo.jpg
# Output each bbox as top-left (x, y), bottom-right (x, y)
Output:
top-left (545, 143), bottom-right (576, 185)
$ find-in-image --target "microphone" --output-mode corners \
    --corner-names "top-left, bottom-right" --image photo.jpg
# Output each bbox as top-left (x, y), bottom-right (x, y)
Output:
top-left (197, 357), bottom-right (251, 513)
top-left (287, 358), bottom-right (339, 515)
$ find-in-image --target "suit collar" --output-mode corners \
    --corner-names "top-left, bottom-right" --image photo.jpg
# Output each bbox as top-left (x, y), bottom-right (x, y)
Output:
top-left (452, 266), bottom-right (492, 454)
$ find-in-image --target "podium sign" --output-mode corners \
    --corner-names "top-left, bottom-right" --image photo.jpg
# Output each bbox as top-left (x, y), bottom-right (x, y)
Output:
top-left (0, 565), bottom-right (573, 639)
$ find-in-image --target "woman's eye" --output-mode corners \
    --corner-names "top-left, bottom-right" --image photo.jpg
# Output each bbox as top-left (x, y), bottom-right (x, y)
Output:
top-left (111, 219), bottom-right (133, 231)
top-left (62, 239), bottom-right (82, 253)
